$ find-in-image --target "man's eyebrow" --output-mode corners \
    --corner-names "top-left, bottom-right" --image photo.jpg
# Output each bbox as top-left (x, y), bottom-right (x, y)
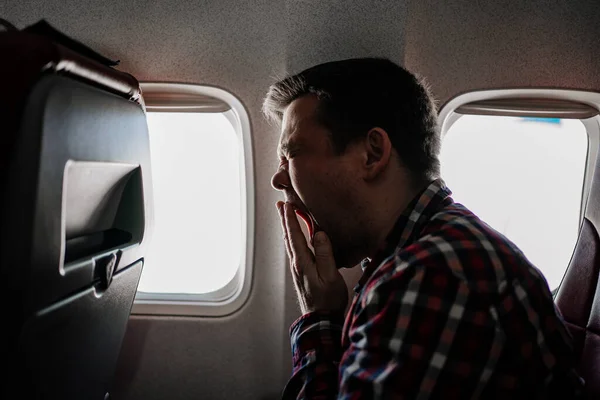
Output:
top-left (278, 141), bottom-right (291, 158)
top-left (278, 138), bottom-right (300, 158)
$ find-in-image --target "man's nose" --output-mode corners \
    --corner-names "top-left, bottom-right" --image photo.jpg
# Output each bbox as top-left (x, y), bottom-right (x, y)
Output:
top-left (271, 168), bottom-right (290, 191)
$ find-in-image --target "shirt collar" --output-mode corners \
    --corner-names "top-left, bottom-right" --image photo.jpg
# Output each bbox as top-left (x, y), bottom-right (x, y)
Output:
top-left (354, 179), bottom-right (454, 293)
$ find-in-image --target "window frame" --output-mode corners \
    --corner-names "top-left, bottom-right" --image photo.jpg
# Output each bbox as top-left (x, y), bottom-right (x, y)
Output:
top-left (131, 83), bottom-right (255, 317)
top-left (438, 89), bottom-right (600, 291)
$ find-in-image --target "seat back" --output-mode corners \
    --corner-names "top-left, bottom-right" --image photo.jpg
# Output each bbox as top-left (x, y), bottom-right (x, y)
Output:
top-left (555, 148), bottom-right (600, 398)
top-left (0, 23), bottom-right (152, 400)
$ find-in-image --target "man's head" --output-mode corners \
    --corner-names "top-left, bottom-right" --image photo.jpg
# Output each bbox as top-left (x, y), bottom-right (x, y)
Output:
top-left (264, 57), bottom-right (440, 268)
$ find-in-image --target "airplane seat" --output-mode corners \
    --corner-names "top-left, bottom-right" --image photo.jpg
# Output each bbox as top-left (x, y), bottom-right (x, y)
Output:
top-left (555, 162), bottom-right (600, 397)
top-left (0, 21), bottom-right (152, 399)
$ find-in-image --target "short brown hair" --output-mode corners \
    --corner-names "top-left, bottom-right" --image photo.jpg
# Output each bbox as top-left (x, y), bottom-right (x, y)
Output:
top-left (263, 57), bottom-right (440, 180)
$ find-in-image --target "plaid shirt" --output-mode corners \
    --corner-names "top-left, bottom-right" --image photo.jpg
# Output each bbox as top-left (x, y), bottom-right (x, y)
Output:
top-left (283, 179), bottom-right (584, 399)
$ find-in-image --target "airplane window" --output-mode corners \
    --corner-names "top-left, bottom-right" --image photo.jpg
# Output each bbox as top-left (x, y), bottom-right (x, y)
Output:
top-left (137, 112), bottom-right (242, 294)
top-left (440, 115), bottom-right (587, 291)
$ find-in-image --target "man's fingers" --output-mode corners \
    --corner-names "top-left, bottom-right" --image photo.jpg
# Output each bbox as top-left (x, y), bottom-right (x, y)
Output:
top-left (312, 231), bottom-right (338, 280)
top-left (276, 202), bottom-right (292, 259)
top-left (283, 203), bottom-right (313, 270)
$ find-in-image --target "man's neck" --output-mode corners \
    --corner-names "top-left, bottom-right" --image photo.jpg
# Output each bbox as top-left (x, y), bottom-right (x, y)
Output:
top-left (365, 177), bottom-right (430, 260)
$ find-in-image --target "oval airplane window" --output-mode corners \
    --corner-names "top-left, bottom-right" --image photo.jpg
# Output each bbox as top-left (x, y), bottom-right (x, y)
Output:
top-left (441, 114), bottom-right (588, 291)
top-left (132, 83), bottom-right (254, 316)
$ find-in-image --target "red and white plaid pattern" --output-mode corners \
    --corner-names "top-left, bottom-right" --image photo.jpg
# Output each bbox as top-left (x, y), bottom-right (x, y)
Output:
top-left (283, 180), bottom-right (584, 399)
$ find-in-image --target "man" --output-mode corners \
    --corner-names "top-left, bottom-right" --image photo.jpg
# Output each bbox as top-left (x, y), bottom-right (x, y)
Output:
top-left (264, 58), bottom-right (583, 399)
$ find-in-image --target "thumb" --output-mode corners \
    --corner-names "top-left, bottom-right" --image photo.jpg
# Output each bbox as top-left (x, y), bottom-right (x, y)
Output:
top-left (313, 231), bottom-right (337, 278)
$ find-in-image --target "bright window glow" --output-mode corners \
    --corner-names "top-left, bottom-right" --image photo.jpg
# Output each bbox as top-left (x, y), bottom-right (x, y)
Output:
top-left (138, 112), bottom-right (242, 294)
top-left (440, 115), bottom-right (587, 290)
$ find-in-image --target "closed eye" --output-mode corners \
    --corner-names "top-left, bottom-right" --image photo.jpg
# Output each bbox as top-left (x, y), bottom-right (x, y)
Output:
top-left (279, 140), bottom-right (300, 160)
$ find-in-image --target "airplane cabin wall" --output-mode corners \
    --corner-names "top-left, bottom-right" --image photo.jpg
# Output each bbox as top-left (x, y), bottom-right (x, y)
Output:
top-left (404, 0), bottom-right (600, 106)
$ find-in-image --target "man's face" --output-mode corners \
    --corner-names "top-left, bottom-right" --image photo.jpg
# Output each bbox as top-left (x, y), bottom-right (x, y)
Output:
top-left (271, 94), bottom-right (366, 268)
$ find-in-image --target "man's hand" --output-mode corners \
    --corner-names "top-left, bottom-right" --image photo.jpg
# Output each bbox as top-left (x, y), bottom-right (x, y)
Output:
top-left (277, 201), bottom-right (348, 315)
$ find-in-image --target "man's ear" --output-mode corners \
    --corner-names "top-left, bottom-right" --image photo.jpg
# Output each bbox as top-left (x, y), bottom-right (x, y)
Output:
top-left (363, 127), bottom-right (392, 181)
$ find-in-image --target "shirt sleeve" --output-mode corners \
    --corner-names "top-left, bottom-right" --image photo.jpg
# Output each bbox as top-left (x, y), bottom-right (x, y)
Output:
top-left (282, 311), bottom-right (345, 399)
